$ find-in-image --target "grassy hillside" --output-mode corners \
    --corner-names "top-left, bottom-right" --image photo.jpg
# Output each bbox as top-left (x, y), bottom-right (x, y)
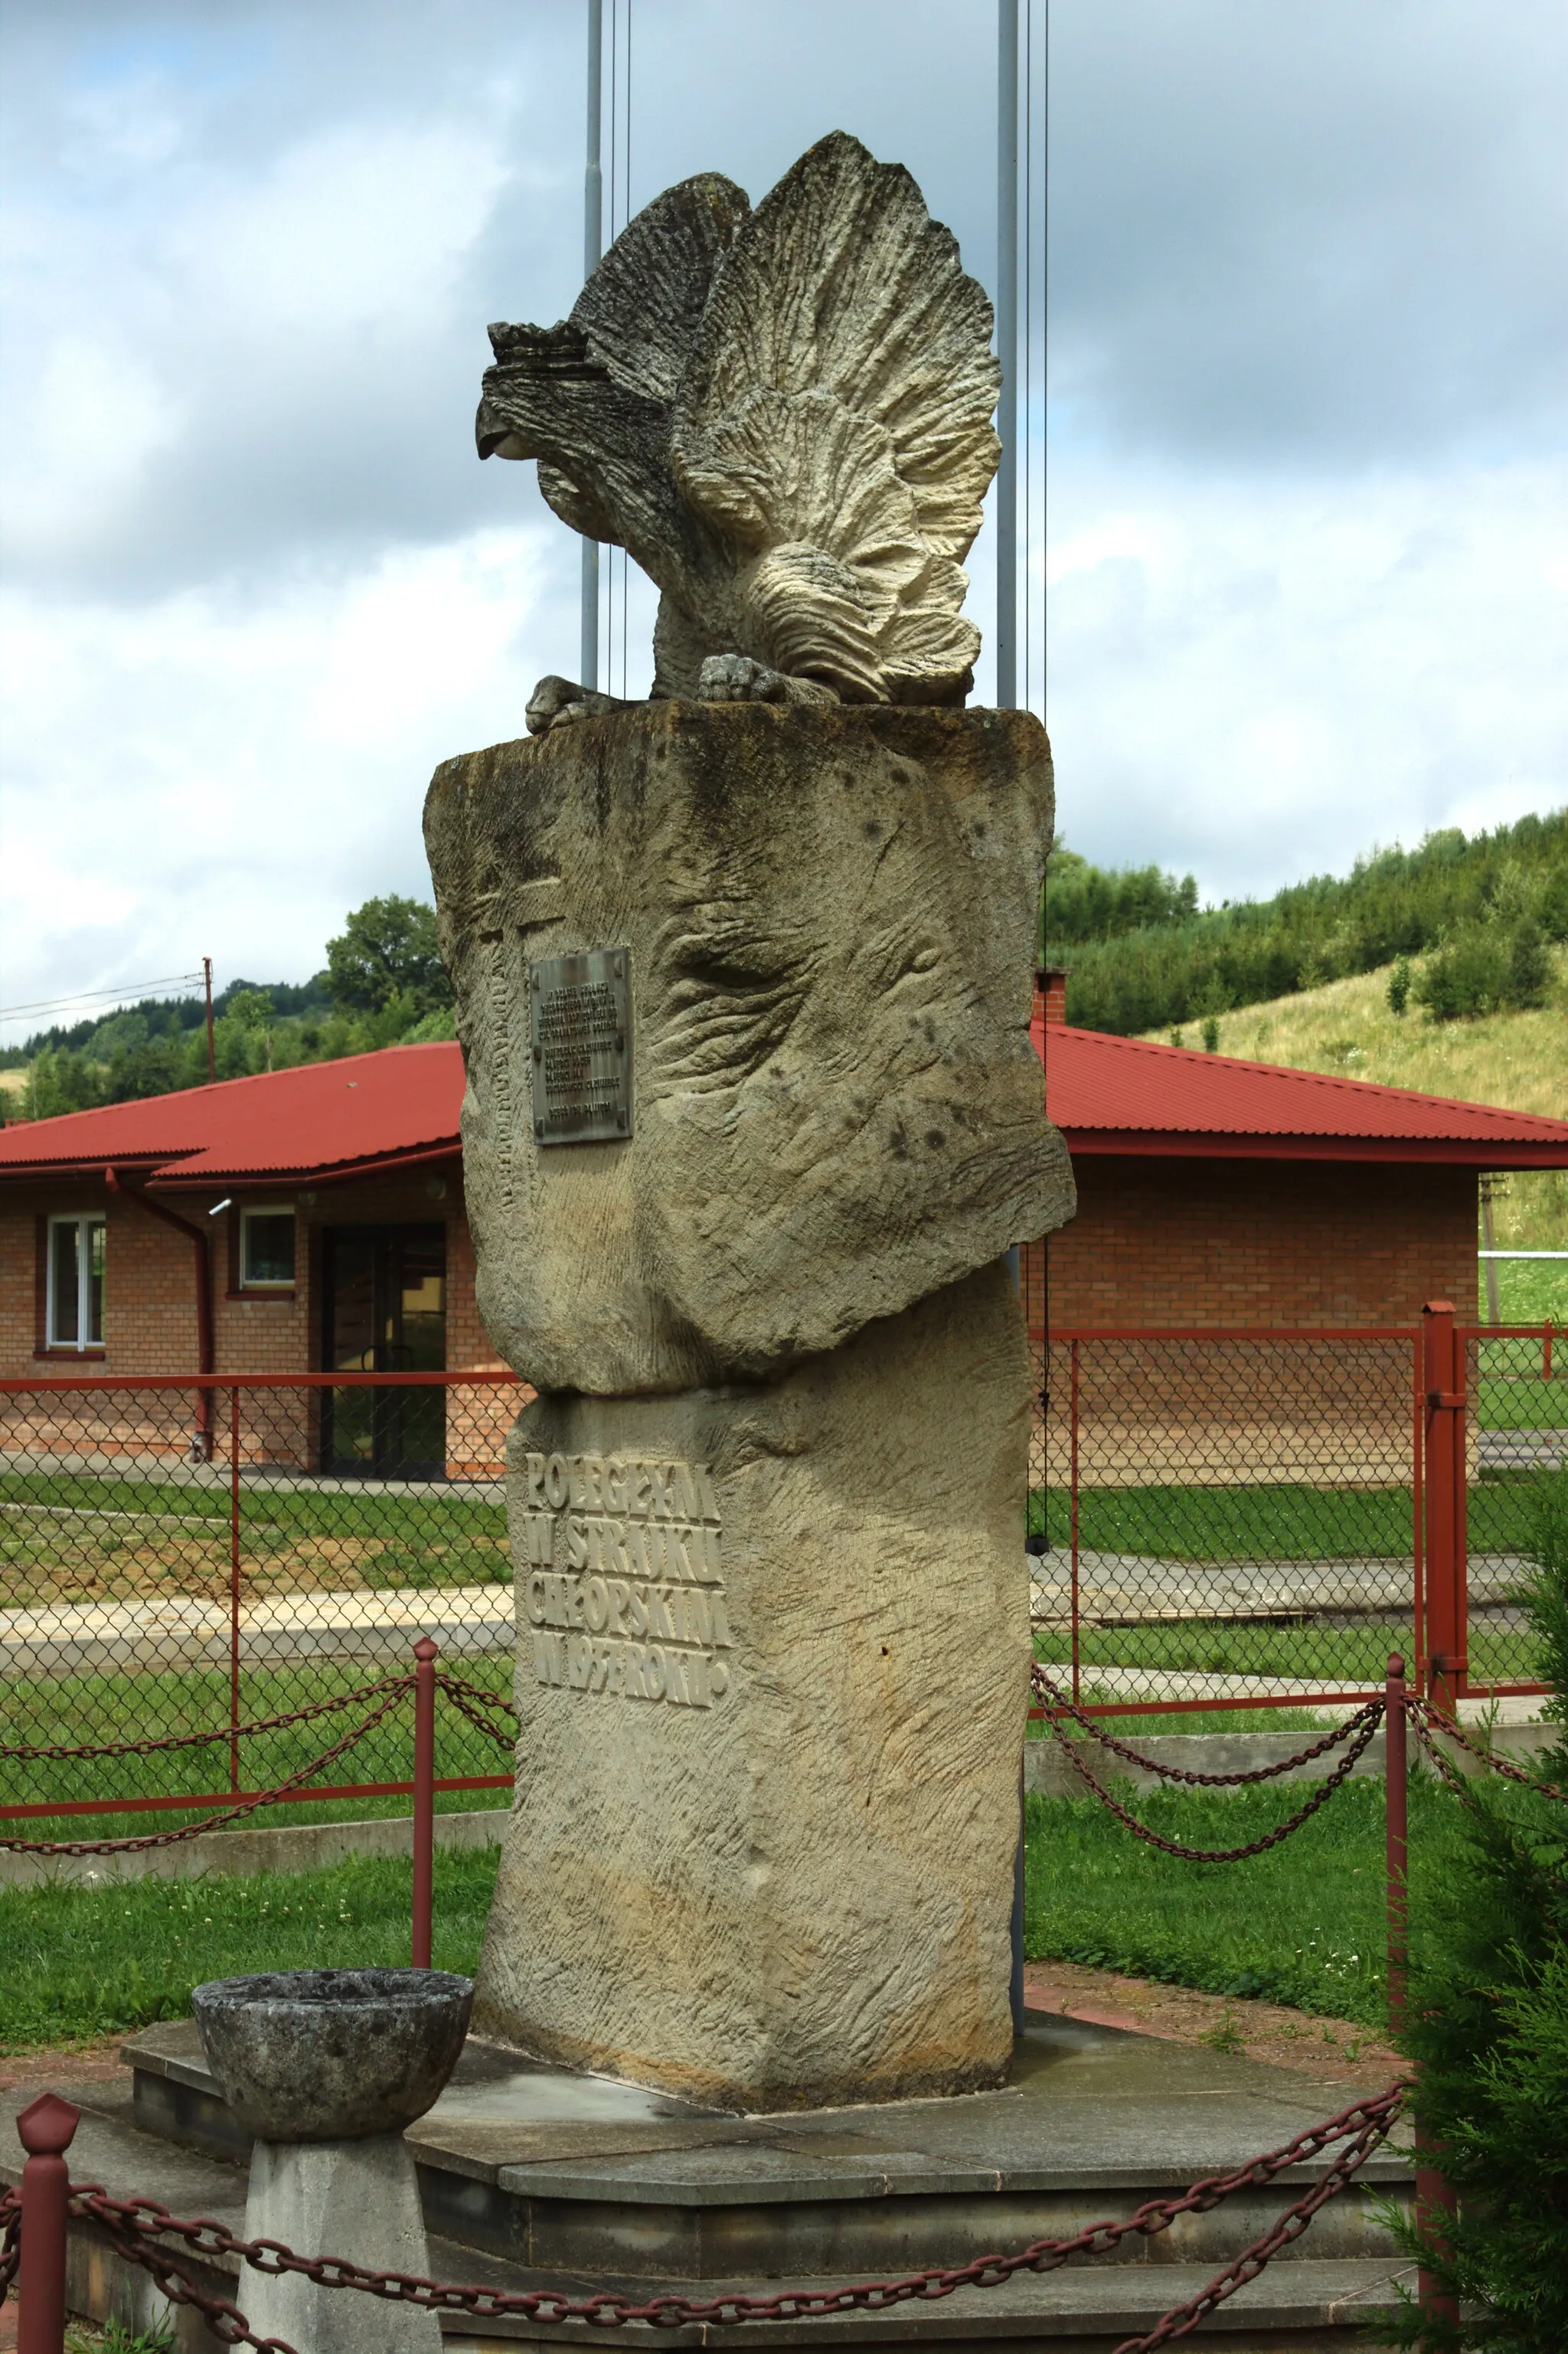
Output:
top-left (1148, 947), bottom-right (1568, 1303)
top-left (1047, 809), bottom-right (1567, 1037)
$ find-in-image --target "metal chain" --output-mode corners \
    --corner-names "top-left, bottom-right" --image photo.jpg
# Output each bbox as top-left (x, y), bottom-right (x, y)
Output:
top-left (1033, 1681), bottom-right (1386, 1862)
top-left (1032, 1669), bottom-right (1383, 1786)
top-left (434, 1683), bottom-right (517, 1753)
top-left (1411, 1696), bottom-right (1568, 1805)
top-left (1109, 2095), bottom-right (1399, 2353)
top-left (0, 2186), bottom-right (18, 2302)
top-left (436, 1671), bottom-right (517, 1721)
top-left (39, 2084), bottom-right (1400, 2342)
top-left (0, 1684), bottom-right (413, 1856)
top-left (0, 1675), bottom-right (416, 1764)
top-left (1406, 1715), bottom-right (1568, 1890)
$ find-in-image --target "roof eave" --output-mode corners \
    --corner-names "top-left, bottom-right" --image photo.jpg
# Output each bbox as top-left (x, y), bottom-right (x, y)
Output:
top-left (0, 1156), bottom-right (168, 1184)
top-left (149, 1141), bottom-right (462, 1191)
top-left (1059, 1130), bottom-right (1568, 1167)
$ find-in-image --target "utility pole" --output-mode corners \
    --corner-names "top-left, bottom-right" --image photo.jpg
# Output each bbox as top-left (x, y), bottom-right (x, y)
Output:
top-left (581, 0), bottom-right (603, 692)
top-left (203, 956), bottom-right (216, 1082)
top-left (995, 0), bottom-right (1018, 711)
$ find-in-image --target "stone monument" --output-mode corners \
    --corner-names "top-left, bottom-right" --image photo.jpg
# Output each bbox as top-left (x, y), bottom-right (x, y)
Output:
top-left (424, 132), bottom-right (1074, 2113)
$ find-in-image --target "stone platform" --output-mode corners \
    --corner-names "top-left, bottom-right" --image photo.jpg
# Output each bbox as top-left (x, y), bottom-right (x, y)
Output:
top-left (5, 2014), bottom-right (1415, 2349)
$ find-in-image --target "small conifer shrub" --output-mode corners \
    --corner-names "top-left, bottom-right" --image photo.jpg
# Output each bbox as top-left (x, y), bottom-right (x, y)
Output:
top-left (1386, 1467), bottom-right (1568, 2349)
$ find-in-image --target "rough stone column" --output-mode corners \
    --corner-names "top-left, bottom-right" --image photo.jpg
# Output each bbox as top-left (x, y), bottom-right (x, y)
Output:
top-left (425, 702), bottom-right (1073, 2110)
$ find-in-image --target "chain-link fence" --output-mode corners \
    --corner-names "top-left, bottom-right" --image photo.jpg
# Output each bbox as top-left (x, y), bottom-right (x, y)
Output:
top-left (5, 1326), bottom-right (1560, 1828)
top-left (1, 1375), bottom-right (520, 1837)
top-left (1030, 1323), bottom-right (1560, 1715)
top-left (1462, 1321), bottom-right (1566, 1693)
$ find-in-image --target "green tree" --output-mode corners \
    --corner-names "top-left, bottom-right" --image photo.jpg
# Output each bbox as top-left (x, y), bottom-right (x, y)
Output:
top-left (325, 897), bottom-right (450, 1018)
top-left (1504, 919), bottom-right (1551, 1012)
top-left (1387, 1470), bottom-right (1568, 2349)
top-left (1387, 954), bottom-right (1413, 1017)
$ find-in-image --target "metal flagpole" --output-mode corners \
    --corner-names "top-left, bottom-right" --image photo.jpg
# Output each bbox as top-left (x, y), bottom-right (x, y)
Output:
top-left (581, 0), bottom-right (603, 691)
top-left (995, 0), bottom-right (1018, 711)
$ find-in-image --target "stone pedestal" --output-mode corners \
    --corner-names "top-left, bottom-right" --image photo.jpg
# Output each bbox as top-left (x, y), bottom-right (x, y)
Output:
top-left (242, 2133), bottom-right (440, 2354)
top-left (473, 1259), bottom-right (1031, 2110)
top-left (425, 704), bottom-right (1073, 2112)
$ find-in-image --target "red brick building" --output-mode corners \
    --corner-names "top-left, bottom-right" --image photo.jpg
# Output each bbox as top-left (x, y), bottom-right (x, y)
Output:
top-left (2, 1023), bottom-right (1563, 1429)
top-left (1022, 979), bottom-right (1567, 1338)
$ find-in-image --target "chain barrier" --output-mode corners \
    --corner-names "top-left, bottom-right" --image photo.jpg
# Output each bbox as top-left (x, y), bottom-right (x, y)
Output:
top-left (0, 1673), bottom-right (418, 1766)
top-left (0, 1681), bottom-right (414, 1857)
top-left (0, 2085), bottom-right (1402, 2349)
top-left (1031, 1667), bottom-right (1387, 1862)
top-left (1411, 1696), bottom-right (1568, 1806)
top-left (1032, 1669), bottom-right (1385, 1787)
top-left (433, 1672), bottom-right (518, 1752)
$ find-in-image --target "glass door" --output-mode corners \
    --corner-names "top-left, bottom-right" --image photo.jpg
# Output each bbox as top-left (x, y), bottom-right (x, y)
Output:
top-left (322, 1223), bottom-right (447, 1477)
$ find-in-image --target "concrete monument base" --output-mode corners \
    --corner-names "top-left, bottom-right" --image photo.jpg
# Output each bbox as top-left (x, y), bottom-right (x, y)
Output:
top-left (473, 1259), bottom-right (1033, 2110)
top-left (242, 2132), bottom-right (441, 2354)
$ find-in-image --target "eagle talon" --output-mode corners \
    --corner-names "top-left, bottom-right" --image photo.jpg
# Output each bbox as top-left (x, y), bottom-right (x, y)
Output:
top-left (525, 675), bottom-right (632, 736)
top-left (697, 656), bottom-right (835, 708)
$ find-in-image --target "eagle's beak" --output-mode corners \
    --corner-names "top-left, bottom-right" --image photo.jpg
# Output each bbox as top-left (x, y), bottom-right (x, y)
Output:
top-left (475, 396), bottom-right (528, 462)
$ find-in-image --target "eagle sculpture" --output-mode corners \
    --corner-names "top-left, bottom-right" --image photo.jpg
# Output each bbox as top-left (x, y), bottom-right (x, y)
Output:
top-left (476, 132), bottom-right (1001, 734)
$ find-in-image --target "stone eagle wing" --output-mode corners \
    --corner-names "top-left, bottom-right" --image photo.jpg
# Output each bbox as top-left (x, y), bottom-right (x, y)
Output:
top-left (535, 172), bottom-right (750, 542)
top-left (668, 132), bottom-right (1001, 701)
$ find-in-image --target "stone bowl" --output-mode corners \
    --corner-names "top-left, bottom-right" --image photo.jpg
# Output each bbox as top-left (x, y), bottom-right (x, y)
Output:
top-left (192, 1968), bottom-right (474, 2142)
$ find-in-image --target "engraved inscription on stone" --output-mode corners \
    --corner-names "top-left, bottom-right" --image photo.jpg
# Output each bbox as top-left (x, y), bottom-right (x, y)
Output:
top-left (517, 1451), bottom-right (730, 1708)
top-left (529, 948), bottom-right (632, 1146)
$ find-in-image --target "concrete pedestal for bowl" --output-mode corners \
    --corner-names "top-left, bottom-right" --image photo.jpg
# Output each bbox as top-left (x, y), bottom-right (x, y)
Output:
top-left (193, 1969), bottom-right (473, 2354)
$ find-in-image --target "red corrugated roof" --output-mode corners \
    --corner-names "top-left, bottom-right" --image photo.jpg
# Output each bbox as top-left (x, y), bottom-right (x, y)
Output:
top-left (0, 1045), bottom-right (463, 1185)
top-left (1033, 1020), bottom-right (1568, 1166)
top-left (1, 1028), bottom-right (1563, 1182)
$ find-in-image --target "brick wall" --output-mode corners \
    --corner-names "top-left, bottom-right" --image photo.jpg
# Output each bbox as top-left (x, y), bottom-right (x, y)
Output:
top-left (1022, 1156), bottom-right (1476, 1335)
top-left (0, 1161), bottom-right (508, 1382)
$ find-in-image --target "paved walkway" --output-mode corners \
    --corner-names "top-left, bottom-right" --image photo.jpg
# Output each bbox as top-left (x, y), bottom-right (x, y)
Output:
top-left (1028, 1547), bottom-right (1525, 1621)
top-left (0, 1584), bottom-right (513, 1676)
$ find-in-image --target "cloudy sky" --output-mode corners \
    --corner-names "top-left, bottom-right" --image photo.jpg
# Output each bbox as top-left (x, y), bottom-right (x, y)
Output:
top-left (2, 0), bottom-right (1563, 1033)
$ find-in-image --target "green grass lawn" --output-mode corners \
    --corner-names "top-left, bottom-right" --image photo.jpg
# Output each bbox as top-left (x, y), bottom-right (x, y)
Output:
top-left (1024, 1772), bottom-right (1475, 2030)
top-left (1027, 1478), bottom-right (1550, 1560)
top-left (1039, 1613), bottom-right (1542, 1691)
top-left (1476, 1377), bottom-right (1566, 1431)
top-left (0, 1846), bottom-right (501, 2052)
top-left (1025, 1483), bottom-right (1416, 1558)
top-left (0, 1470), bottom-right (508, 1540)
top-left (1488, 1259), bottom-right (1568, 1327)
top-left (0, 1656), bottom-right (516, 1840)
top-left (0, 1768), bottom-right (1504, 2053)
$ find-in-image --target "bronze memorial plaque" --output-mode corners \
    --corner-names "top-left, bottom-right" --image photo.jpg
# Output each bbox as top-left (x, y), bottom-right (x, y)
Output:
top-left (529, 947), bottom-right (632, 1146)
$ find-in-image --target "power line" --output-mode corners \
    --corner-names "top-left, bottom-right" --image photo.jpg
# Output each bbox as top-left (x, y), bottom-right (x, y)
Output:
top-left (0, 973), bottom-right (206, 1026)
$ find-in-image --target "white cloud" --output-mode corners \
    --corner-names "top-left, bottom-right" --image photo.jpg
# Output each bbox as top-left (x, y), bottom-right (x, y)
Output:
top-left (0, 524), bottom-right (556, 1035)
top-left (0, 0), bottom-right (1563, 1029)
top-left (1042, 456), bottom-right (1568, 896)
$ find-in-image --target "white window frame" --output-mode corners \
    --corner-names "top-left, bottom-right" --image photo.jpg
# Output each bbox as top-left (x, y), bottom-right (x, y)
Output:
top-left (46, 1213), bottom-right (106, 1350)
top-left (239, 1202), bottom-right (297, 1291)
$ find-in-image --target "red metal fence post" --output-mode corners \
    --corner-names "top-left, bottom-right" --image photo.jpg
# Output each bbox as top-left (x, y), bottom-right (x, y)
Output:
top-left (1069, 1339), bottom-right (1081, 1705)
top-left (1416, 2159), bottom-right (1461, 2329)
top-left (1383, 1653), bottom-right (1406, 2038)
top-left (412, 1636), bottom-right (437, 1970)
top-left (17, 2092), bottom-right (79, 2354)
top-left (1421, 1303), bottom-right (1468, 1713)
top-left (229, 1385), bottom-right (242, 1794)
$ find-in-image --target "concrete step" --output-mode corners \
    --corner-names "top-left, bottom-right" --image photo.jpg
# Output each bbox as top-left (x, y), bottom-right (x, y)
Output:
top-left (5, 2012), bottom-right (1416, 2351)
top-left (2, 2074), bottom-right (1412, 2352)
